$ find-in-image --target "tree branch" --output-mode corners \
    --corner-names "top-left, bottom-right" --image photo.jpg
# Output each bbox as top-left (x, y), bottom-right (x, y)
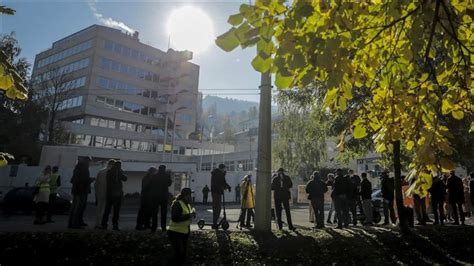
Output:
top-left (424, 0), bottom-right (441, 61)
top-left (439, 0), bottom-right (473, 54)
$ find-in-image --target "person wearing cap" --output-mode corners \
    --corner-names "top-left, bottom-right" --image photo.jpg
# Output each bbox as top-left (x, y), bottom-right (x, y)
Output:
top-left (271, 168), bottom-right (295, 230)
top-left (306, 171), bottom-right (328, 229)
top-left (168, 188), bottom-right (195, 265)
top-left (149, 165), bottom-right (173, 232)
top-left (211, 164), bottom-right (231, 229)
top-left (68, 157), bottom-right (95, 229)
top-left (238, 175), bottom-right (255, 228)
top-left (95, 159), bottom-right (115, 229)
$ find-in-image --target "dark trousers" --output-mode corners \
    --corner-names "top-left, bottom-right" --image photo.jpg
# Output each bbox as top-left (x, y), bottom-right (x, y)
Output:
top-left (236, 193), bottom-right (241, 203)
top-left (413, 195), bottom-right (429, 223)
top-left (212, 193), bottom-right (222, 225)
top-left (203, 195), bottom-right (208, 204)
top-left (47, 193), bottom-right (57, 221)
top-left (383, 199), bottom-right (397, 224)
top-left (136, 198), bottom-right (151, 230)
top-left (310, 198), bottom-right (325, 228)
top-left (68, 194), bottom-right (87, 228)
top-left (168, 230), bottom-right (189, 266)
top-left (102, 196), bottom-right (122, 228)
top-left (238, 208), bottom-right (254, 226)
top-left (349, 198), bottom-right (362, 225)
top-left (431, 199), bottom-right (445, 223)
top-left (35, 202), bottom-right (48, 221)
top-left (334, 196), bottom-right (349, 227)
top-left (151, 200), bottom-right (168, 231)
top-left (274, 197), bottom-right (293, 228)
top-left (451, 201), bottom-right (465, 223)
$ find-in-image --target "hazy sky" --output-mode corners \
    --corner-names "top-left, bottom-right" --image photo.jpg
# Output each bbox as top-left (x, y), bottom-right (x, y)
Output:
top-left (1, 0), bottom-right (273, 102)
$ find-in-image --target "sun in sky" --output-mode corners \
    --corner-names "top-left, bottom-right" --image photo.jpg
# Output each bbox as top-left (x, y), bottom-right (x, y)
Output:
top-left (166, 6), bottom-right (215, 54)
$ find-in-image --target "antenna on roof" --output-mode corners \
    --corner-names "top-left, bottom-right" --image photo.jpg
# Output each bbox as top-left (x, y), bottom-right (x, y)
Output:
top-left (167, 34), bottom-right (171, 50)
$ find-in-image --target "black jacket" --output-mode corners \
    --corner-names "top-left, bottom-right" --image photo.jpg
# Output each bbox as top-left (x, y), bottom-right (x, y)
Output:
top-left (349, 175), bottom-right (361, 200)
top-left (271, 174), bottom-right (293, 200)
top-left (140, 173), bottom-right (153, 198)
top-left (150, 170), bottom-right (172, 201)
top-left (70, 163), bottom-right (92, 195)
top-left (106, 167), bottom-right (127, 198)
top-left (305, 178), bottom-right (328, 200)
top-left (361, 179), bottom-right (372, 200)
top-left (447, 175), bottom-right (464, 203)
top-left (202, 186), bottom-right (210, 196)
top-left (211, 168), bottom-right (230, 194)
top-left (428, 178), bottom-right (446, 202)
top-left (381, 177), bottom-right (395, 200)
top-left (332, 174), bottom-right (351, 198)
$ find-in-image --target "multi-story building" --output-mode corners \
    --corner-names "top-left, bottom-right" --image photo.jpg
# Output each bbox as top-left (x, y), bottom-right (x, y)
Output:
top-left (31, 25), bottom-right (214, 162)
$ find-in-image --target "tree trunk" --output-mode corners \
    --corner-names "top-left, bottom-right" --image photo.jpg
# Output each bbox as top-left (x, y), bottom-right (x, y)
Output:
top-left (393, 140), bottom-right (409, 234)
top-left (48, 112), bottom-right (56, 144)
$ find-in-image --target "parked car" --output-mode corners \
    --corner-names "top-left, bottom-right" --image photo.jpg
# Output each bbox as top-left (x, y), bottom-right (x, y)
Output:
top-left (2, 187), bottom-right (72, 215)
top-left (356, 189), bottom-right (383, 224)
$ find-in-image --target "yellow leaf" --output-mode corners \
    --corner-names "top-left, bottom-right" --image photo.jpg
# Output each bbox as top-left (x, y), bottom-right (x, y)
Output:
top-left (470, 122), bottom-right (474, 133)
top-left (353, 125), bottom-right (367, 139)
top-left (452, 110), bottom-right (464, 120)
top-left (0, 74), bottom-right (14, 90)
top-left (6, 87), bottom-right (17, 99)
top-left (406, 140), bottom-right (415, 150)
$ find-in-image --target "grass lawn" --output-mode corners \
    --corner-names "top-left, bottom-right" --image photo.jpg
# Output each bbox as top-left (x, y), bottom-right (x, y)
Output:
top-left (1, 226), bottom-right (473, 265)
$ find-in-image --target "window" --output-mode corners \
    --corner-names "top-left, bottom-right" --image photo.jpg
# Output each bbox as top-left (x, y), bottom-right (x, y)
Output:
top-left (99, 57), bottom-right (160, 83)
top-left (38, 58), bottom-right (90, 82)
top-left (201, 163), bottom-right (211, 171)
top-left (57, 96), bottom-right (83, 111)
top-left (37, 40), bottom-right (93, 68)
top-left (91, 117), bottom-right (99, 126)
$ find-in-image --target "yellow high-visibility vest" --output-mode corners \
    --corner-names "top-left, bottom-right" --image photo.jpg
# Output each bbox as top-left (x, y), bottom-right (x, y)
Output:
top-left (168, 200), bottom-right (192, 234)
top-left (49, 173), bottom-right (60, 193)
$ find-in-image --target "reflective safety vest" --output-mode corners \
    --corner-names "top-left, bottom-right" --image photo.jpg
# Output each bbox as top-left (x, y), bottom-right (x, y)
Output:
top-left (36, 175), bottom-right (51, 194)
top-left (49, 173), bottom-right (60, 194)
top-left (168, 200), bottom-right (192, 234)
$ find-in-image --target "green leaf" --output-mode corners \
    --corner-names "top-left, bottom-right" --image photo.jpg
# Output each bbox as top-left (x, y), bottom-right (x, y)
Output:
top-left (241, 37), bottom-right (260, 48)
top-left (452, 110), bottom-right (464, 120)
top-left (215, 28), bottom-right (240, 52)
top-left (275, 72), bottom-right (293, 89)
top-left (228, 13), bottom-right (244, 26)
top-left (406, 140), bottom-right (415, 151)
top-left (251, 55), bottom-right (272, 73)
top-left (353, 125), bottom-right (367, 139)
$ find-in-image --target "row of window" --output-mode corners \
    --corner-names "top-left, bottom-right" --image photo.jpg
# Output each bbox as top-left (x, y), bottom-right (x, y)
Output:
top-left (200, 160), bottom-right (254, 172)
top-left (34, 77), bottom-right (87, 99)
top-left (176, 113), bottom-right (193, 124)
top-left (71, 134), bottom-right (159, 152)
top-left (57, 96), bottom-right (83, 111)
top-left (104, 40), bottom-right (161, 66)
top-left (37, 40), bottom-right (93, 68)
top-left (37, 58), bottom-right (90, 82)
top-left (71, 118), bottom-right (84, 124)
top-left (89, 116), bottom-right (168, 137)
top-left (100, 58), bottom-right (160, 83)
top-left (96, 96), bottom-right (164, 118)
top-left (97, 76), bottom-right (167, 103)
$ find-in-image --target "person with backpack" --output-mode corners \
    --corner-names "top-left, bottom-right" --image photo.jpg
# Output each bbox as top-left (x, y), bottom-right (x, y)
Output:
top-left (306, 171), bottom-right (328, 229)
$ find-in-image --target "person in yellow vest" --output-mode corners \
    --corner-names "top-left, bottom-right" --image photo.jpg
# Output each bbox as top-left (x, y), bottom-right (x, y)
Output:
top-left (46, 166), bottom-right (61, 223)
top-left (34, 166), bottom-right (51, 225)
top-left (238, 175), bottom-right (255, 228)
top-left (168, 188), bottom-right (195, 266)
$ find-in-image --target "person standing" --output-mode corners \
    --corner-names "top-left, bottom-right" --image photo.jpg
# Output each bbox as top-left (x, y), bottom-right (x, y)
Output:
top-left (462, 175), bottom-right (471, 217)
top-left (428, 174), bottom-right (446, 225)
top-left (271, 168), bottom-right (295, 230)
top-left (168, 188), bottom-right (195, 266)
top-left (381, 171), bottom-right (396, 225)
top-left (447, 170), bottom-right (465, 225)
top-left (46, 166), bottom-right (61, 223)
top-left (348, 170), bottom-right (362, 226)
top-left (413, 172), bottom-right (432, 225)
top-left (333, 169), bottom-right (351, 229)
top-left (202, 185), bottom-right (210, 204)
top-left (470, 172), bottom-right (474, 216)
top-left (95, 159), bottom-right (114, 229)
top-left (235, 183), bottom-right (241, 203)
top-left (360, 172), bottom-right (373, 226)
top-left (34, 166), bottom-right (51, 225)
top-left (238, 175), bottom-right (255, 228)
top-left (68, 158), bottom-right (94, 229)
top-left (136, 167), bottom-right (157, 231)
top-left (102, 160), bottom-right (127, 230)
top-left (211, 164), bottom-right (231, 229)
top-left (306, 171), bottom-right (328, 229)
top-left (326, 173), bottom-right (337, 224)
top-left (149, 165), bottom-right (172, 232)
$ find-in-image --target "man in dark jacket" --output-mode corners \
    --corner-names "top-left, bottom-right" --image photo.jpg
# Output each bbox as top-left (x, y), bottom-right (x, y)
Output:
top-left (136, 167), bottom-right (156, 230)
top-left (447, 170), bottom-right (465, 225)
top-left (470, 172), bottom-right (474, 213)
top-left (68, 157), bottom-right (94, 229)
top-left (332, 169), bottom-right (351, 229)
top-left (428, 174), bottom-right (446, 225)
top-left (149, 165), bottom-right (173, 232)
top-left (102, 160), bottom-right (127, 230)
top-left (381, 171), bottom-right (396, 225)
top-left (202, 185), bottom-right (210, 204)
top-left (360, 172), bottom-right (373, 225)
top-left (306, 171), bottom-right (328, 229)
top-left (272, 168), bottom-right (294, 230)
top-left (211, 164), bottom-right (231, 229)
top-left (348, 170), bottom-right (362, 226)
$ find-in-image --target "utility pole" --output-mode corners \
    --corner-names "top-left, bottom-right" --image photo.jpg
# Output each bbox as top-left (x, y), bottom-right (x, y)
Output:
top-left (255, 72), bottom-right (272, 231)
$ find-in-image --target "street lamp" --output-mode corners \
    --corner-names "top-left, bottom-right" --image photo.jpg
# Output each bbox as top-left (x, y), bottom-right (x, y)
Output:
top-left (161, 89), bottom-right (188, 161)
top-left (170, 106), bottom-right (188, 162)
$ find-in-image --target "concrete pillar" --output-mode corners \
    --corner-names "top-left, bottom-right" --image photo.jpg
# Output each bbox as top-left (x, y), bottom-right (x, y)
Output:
top-left (255, 72), bottom-right (272, 231)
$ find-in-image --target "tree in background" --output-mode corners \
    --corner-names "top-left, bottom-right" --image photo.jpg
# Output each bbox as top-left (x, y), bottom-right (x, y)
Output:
top-left (216, 0), bottom-right (473, 232)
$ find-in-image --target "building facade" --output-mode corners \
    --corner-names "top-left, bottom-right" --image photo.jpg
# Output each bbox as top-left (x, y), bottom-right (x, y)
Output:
top-left (32, 25), bottom-right (200, 158)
